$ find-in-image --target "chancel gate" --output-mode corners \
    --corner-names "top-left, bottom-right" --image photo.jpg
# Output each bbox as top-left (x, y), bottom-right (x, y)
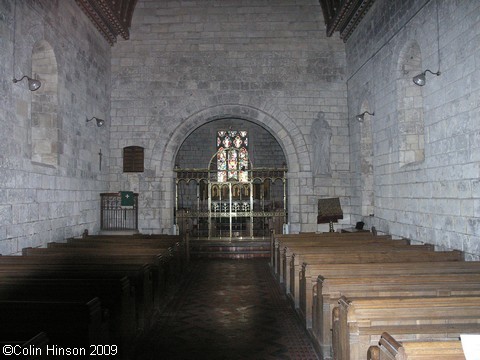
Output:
top-left (175, 129), bottom-right (287, 240)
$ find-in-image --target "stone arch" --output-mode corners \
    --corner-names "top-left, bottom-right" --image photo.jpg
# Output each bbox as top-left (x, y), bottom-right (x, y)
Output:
top-left (158, 104), bottom-right (304, 175)
top-left (396, 40), bottom-right (425, 167)
top-left (358, 99), bottom-right (374, 217)
top-left (148, 101), bottom-right (307, 234)
top-left (31, 40), bottom-right (58, 166)
top-left (175, 119), bottom-right (286, 170)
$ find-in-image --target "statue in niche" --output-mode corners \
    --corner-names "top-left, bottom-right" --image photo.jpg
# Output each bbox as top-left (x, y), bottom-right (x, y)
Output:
top-left (311, 111), bottom-right (332, 176)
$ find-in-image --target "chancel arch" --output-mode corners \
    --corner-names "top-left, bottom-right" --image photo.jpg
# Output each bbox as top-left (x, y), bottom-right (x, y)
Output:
top-left (174, 119), bottom-right (287, 239)
top-left (149, 103), bottom-right (307, 235)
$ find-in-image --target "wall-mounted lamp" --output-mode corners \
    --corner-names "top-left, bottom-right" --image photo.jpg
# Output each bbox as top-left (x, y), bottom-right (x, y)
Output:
top-left (11, 2), bottom-right (42, 93)
top-left (413, 1), bottom-right (441, 87)
top-left (13, 75), bottom-right (41, 91)
top-left (412, 69), bottom-right (441, 86)
top-left (356, 111), bottom-right (374, 122)
top-left (86, 116), bottom-right (105, 127)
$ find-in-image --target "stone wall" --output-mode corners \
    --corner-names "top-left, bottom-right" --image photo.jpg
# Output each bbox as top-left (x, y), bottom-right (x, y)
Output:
top-left (347, 0), bottom-right (480, 259)
top-left (110, 0), bottom-right (349, 234)
top-left (0, 1), bottom-right (111, 254)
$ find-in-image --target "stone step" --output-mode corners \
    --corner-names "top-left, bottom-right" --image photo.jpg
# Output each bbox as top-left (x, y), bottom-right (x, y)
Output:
top-left (190, 240), bottom-right (270, 259)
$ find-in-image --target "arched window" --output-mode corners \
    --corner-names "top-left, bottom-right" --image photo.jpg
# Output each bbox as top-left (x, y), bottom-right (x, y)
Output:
top-left (123, 146), bottom-right (144, 172)
top-left (216, 130), bottom-right (249, 182)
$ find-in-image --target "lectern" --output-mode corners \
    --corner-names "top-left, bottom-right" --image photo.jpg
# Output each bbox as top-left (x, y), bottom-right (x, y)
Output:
top-left (317, 197), bottom-right (343, 232)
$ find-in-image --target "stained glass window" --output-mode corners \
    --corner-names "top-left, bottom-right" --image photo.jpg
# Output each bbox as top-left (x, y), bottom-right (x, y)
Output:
top-left (217, 130), bottom-right (249, 182)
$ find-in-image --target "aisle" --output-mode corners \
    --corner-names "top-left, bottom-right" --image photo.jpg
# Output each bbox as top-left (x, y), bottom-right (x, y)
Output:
top-left (131, 259), bottom-right (318, 360)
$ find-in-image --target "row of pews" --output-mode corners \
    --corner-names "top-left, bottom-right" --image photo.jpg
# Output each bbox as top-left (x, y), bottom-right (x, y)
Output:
top-left (0, 233), bottom-right (188, 359)
top-left (270, 230), bottom-right (480, 360)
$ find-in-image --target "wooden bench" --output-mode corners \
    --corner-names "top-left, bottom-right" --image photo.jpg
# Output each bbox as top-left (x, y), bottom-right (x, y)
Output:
top-left (271, 231), bottom-right (386, 269)
top-left (332, 295), bottom-right (480, 360)
top-left (0, 297), bottom-right (107, 348)
top-left (21, 248), bottom-right (166, 313)
top-left (75, 233), bottom-right (187, 266)
top-left (299, 261), bottom-right (480, 357)
top-left (47, 239), bottom-right (185, 292)
top-left (277, 237), bottom-right (409, 285)
top-left (289, 249), bottom-right (463, 309)
top-left (282, 242), bottom-right (429, 293)
top-left (0, 276), bottom-right (135, 347)
top-left (310, 272), bottom-right (480, 358)
top-left (367, 332), bottom-right (466, 360)
top-left (0, 259), bottom-right (154, 330)
top-left (272, 233), bottom-right (398, 275)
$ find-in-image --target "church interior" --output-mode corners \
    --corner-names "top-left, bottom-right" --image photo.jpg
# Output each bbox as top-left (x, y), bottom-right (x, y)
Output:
top-left (1, 0), bottom-right (480, 358)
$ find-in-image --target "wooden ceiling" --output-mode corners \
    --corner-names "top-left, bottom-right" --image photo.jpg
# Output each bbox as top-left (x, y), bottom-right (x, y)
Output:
top-left (76, 0), bottom-right (373, 45)
top-left (319, 0), bottom-right (376, 41)
top-left (75, 0), bottom-right (137, 45)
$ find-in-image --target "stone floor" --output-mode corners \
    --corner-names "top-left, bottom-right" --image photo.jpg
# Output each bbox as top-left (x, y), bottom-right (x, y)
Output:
top-left (131, 258), bottom-right (319, 360)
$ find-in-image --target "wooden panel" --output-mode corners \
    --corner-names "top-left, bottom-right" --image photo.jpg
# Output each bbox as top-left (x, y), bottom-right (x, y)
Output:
top-left (123, 146), bottom-right (144, 172)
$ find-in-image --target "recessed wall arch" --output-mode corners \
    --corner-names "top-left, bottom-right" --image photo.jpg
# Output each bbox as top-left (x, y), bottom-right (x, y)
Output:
top-left (31, 39), bottom-right (58, 166)
top-left (358, 99), bottom-right (374, 217)
top-left (396, 40), bottom-right (425, 167)
top-left (151, 103), bottom-right (306, 175)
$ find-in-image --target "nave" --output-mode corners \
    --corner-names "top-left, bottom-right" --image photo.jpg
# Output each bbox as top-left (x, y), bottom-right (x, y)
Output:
top-left (132, 259), bottom-right (318, 360)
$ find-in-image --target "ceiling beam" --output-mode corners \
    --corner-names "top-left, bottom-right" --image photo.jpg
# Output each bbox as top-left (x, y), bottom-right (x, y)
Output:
top-left (319, 0), bottom-right (376, 41)
top-left (76, 0), bottom-right (137, 45)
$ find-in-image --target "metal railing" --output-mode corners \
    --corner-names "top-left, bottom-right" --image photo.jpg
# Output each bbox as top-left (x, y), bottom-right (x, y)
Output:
top-left (100, 193), bottom-right (138, 231)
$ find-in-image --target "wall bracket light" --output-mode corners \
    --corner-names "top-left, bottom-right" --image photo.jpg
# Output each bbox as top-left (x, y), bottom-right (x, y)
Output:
top-left (11, 2), bottom-right (42, 92)
top-left (356, 111), bottom-right (374, 122)
top-left (412, 69), bottom-right (441, 86)
top-left (13, 75), bottom-right (41, 91)
top-left (86, 116), bottom-right (105, 127)
top-left (413, 1), bottom-right (442, 87)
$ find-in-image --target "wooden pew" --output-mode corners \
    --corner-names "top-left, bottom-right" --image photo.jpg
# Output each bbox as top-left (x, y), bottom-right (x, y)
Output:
top-left (0, 234), bottom-right (187, 357)
top-left (278, 237), bottom-right (410, 285)
top-left (289, 249), bottom-right (463, 309)
top-left (310, 273), bottom-right (480, 358)
top-left (367, 332), bottom-right (466, 360)
top-left (0, 276), bottom-right (135, 347)
top-left (332, 295), bottom-right (480, 360)
top-left (0, 259), bottom-right (154, 330)
top-left (0, 297), bottom-right (107, 348)
top-left (53, 236), bottom-right (186, 289)
top-left (282, 242), bottom-right (429, 293)
top-left (77, 233), bottom-right (186, 266)
top-left (47, 240), bottom-right (180, 294)
top-left (272, 232), bottom-right (398, 276)
top-left (297, 261), bottom-right (480, 358)
top-left (21, 248), bottom-right (163, 315)
top-left (271, 231), bottom-right (385, 270)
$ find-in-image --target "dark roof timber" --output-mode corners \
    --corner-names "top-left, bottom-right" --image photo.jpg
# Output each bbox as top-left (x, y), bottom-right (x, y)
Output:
top-left (75, 0), bottom-right (137, 45)
top-left (319, 0), bottom-right (375, 41)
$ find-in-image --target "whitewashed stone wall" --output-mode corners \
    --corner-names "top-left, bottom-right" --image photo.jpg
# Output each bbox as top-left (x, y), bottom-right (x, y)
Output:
top-left (0, 1), bottom-right (111, 254)
top-left (347, 0), bottom-right (480, 259)
top-left (110, 0), bottom-right (349, 234)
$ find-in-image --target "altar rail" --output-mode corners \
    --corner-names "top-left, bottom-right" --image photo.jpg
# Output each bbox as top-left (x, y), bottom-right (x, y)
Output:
top-left (100, 193), bottom-right (138, 231)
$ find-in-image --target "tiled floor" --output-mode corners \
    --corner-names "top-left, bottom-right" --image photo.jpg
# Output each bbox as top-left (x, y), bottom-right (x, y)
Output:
top-left (132, 259), bottom-right (319, 360)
